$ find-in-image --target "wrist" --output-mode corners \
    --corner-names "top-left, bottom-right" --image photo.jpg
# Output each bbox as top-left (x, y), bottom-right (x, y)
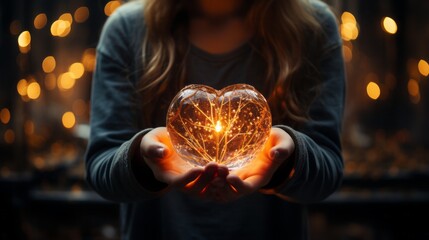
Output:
top-left (132, 137), bottom-right (168, 193)
top-left (133, 155), bottom-right (169, 192)
top-left (262, 126), bottom-right (297, 190)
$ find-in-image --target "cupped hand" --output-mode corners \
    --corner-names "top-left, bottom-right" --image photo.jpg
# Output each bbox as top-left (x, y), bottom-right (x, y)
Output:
top-left (217, 127), bottom-right (295, 202)
top-left (140, 127), bottom-right (229, 200)
top-left (140, 127), bottom-right (295, 202)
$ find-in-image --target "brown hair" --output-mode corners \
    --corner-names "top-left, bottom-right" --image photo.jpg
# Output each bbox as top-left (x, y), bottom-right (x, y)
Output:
top-left (140, 0), bottom-right (323, 125)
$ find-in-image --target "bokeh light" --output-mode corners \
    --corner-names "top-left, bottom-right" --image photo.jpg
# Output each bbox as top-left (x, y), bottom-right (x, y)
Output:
top-left (417, 59), bottom-right (429, 76)
top-left (82, 48), bottom-right (96, 71)
top-left (382, 17), bottom-right (398, 34)
top-left (104, 1), bottom-right (122, 16)
top-left (74, 7), bottom-right (89, 23)
top-left (62, 112), bottom-right (76, 129)
top-left (366, 82), bottom-right (381, 100)
top-left (42, 56), bottom-right (56, 73)
top-left (340, 11), bottom-right (359, 41)
top-left (408, 78), bottom-right (421, 104)
top-left (0, 108), bottom-right (11, 124)
top-left (32, 157), bottom-right (45, 170)
top-left (27, 82), bottom-right (41, 100)
top-left (341, 12), bottom-right (356, 25)
top-left (58, 72), bottom-right (76, 90)
top-left (59, 13), bottom-right (73, 24)
top-left (4, 129), bottom-right (15, 144)
top-left (17, 79), bottom-right (28, 96)
top-left (407, 79), bottom-right (420, 97)
top-left (18, 31), bottom-right (31, 47)
top-left (51, 20), bottom-right (71, 37)
top-left (34, 13), bottom-right (47, 29)
top-left (69, 62), bottom-right (85, 79)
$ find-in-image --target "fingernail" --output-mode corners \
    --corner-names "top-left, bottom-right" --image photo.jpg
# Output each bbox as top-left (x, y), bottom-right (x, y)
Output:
top-left (155, 147), bottom-right (165, 158)
top-left (270, 150), bottom-right (279, 159)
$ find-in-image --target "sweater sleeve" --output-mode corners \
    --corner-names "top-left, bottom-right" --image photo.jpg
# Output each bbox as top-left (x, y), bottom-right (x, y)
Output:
top-left (270, 3), bottom-right (345, 203)
top-left (84, 3), bottom-right (157, 202)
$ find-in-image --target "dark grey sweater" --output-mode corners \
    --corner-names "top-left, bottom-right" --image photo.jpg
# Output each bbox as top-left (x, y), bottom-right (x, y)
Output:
top-left (85, 1), bottom-right (345, 239)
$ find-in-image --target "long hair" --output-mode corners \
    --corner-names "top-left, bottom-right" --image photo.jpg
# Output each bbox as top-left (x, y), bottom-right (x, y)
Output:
top-left (140, 0), bottom-right (323, 126)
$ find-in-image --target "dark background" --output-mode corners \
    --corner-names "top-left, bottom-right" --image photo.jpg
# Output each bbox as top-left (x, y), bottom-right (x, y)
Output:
top-left (1, 0), bottom-right (428, 239)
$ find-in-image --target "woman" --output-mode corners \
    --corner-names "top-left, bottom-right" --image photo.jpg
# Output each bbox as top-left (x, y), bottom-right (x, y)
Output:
top-left (85, 0), bottom-right (345, 239)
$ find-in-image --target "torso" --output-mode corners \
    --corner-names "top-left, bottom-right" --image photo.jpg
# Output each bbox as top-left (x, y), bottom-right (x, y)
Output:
top-left (188, 17), bottom-right (253, 55)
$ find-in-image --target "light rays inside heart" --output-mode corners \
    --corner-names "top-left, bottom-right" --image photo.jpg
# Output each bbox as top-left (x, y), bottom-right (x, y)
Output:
top-left (167, 84), bottom-right (272, 169)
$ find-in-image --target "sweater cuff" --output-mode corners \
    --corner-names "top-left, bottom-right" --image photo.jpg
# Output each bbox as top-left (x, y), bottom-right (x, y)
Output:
top-left (262, 125), bottom-right (307, 195)
top-left (115, 129), bottom-right (167, 199)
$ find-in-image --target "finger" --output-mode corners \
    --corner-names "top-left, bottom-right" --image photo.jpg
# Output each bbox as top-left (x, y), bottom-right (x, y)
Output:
top-left (215, 182), bottom-right (242, 203)
top-left (183, 163), bottom-right (217, 194)
top-left (210, 165), bottom-right (229, 188)
top-left (240, 175), bottom-right (269, 190)
top-left (226, 175), bottom-right (252, 195)
top-left (217, 165), bottom-right (229, 178)
top-left (168, 168), bottom-right (203, 187)
top-left (141, 129), bottom-right (169, 159)
top-left (267, 149), bottom-right (288, 172)
top-left (144, 145), bottom-right (166, 160)
top-left (269, 128), bottom-right (295, 160)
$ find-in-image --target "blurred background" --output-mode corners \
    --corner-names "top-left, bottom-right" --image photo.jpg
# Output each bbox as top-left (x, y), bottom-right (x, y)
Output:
top-left (0, 0), bottom-right (428, 239)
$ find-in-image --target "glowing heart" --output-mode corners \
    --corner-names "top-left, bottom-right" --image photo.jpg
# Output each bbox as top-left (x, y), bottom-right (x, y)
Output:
top-left (166, 84), bottom-right (272, 169)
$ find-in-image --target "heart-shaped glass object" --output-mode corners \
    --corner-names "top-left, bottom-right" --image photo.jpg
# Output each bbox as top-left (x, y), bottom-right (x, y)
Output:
top-left (166, 84), bottom-right (272, 169)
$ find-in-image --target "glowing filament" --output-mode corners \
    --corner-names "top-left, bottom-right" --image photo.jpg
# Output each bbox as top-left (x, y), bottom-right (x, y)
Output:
top-left (215, 121), bottom-right (222, 133)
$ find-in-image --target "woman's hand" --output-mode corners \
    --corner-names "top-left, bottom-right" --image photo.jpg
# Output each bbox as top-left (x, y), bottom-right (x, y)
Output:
top-left (140, 127), bottom-right (295, 202)
top-left (217, 127), bottom-right (295, 202)
top-left (140, 127), bottom-right (229, 200)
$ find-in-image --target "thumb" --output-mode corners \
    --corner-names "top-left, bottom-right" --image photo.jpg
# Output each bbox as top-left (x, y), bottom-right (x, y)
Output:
top-left (140, 127), bottom-right (169, 159)
top-left (145, 145), bottom-right (166, 159)
top-left (269, 148), bottom-right (290, 161)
